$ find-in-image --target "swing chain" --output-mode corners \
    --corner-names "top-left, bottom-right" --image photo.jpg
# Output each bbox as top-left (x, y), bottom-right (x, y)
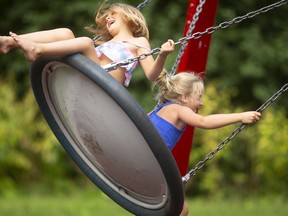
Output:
top-left (170, 0), bottom-right (206, 76)
top-left (256, 83), bottom-right (288, 113)
top-left (177, 0), bottom-right (288, 43)
top-left (103, 0), bottom-right (288, 73)
top-left (182, 83), bottom-right (288, 184)
top-left (137, 0), bottom-right (152, 10)
top-left (102, 47), bottom-right (161, 72)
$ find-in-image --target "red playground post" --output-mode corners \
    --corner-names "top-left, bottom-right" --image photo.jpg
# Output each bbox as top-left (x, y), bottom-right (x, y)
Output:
top-left (172, 0), bottom-right (218, 176)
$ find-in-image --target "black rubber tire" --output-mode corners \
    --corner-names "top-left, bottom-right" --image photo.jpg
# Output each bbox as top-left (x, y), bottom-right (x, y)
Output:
top-left (30, 53), bottom-right (184, 216)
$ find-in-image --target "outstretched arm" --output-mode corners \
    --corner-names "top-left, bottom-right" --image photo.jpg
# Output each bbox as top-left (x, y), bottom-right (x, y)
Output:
top-left (178, 106), bottom-right (261, 129)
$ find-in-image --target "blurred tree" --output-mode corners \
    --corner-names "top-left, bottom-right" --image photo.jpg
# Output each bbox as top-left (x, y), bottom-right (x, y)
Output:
top-left (207, 0), bottom-right (288, 109)
top-left (186, 80), bottom-right (288, 198)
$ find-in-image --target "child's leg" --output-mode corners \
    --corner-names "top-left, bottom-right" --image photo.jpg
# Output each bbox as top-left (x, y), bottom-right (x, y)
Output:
top-left (180, 201), bottom-right (189, 216)
top-left (0, 28), bottom-right (75, 54)
top-left (10, 32), bottom-right (99, 64)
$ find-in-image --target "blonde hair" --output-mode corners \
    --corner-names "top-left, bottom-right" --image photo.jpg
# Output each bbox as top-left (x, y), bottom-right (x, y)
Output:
top-left (86, 1), bottom-right (149, 45)
top-left (153, 71), bottom-right (204, 104)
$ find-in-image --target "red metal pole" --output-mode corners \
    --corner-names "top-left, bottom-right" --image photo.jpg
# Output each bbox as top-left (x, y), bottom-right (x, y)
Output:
top-left (172, 0), bottom-right (218, 176)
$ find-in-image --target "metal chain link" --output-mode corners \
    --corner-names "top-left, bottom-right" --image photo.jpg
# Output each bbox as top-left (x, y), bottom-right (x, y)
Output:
top-left (182, 83), bottom-right (288, 184)
top-left (137, 0), bottom-right (152, 10)
top-left (181, 0), bottom-right (288, 42)
top-left (170, 0), bottom-right (206, 76)
top-left (103, 0), bottom-right (288, 73)
top-left (102, 47), bottom-right (161, 72)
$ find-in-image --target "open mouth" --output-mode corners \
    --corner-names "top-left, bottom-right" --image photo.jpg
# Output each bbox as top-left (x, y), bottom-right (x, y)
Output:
top-left (108, 20), bottom-right (115, 27)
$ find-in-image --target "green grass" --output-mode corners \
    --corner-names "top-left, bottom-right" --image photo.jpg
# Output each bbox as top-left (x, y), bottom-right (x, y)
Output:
top-left (0, 187), bottom-right (131, 216)
top-left (0, 187), bottom-right (287, 216)
top-left (188, 197), bottom-right (288, 216)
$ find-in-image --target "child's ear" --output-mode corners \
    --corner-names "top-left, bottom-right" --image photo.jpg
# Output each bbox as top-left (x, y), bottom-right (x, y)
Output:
top-left (180, 95), bottom-right (189, 103)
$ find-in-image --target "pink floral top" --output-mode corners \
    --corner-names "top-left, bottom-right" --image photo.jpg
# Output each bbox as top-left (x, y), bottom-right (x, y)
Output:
top-left (95, 41), bottom-right (150, 86)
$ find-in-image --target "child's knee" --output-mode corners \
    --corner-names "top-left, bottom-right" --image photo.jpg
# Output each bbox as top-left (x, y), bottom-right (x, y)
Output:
top-left (81, 37), bottom-right (95, 47)
top-left (58, 28), bottom-right (75, 39)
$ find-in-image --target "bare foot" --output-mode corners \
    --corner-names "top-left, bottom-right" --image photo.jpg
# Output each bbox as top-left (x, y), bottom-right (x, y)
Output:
top-left (0, 35), bottom-right (15, 54)
top-left (9, 31), bottom-right (39, 61)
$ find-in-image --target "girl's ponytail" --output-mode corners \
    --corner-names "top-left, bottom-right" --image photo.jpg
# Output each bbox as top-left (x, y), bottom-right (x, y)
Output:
top-left (153, 70), bottom-right (175, 104)
top-left (152, 71), bottom-right (204, 105)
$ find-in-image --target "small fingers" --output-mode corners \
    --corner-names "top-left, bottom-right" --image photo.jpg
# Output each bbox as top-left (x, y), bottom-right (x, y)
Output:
top-left (167, 39), bottom-right (174, 45)
top-left (253, 112), bottom-right (261, 123)
top-left (162, 39), bottom-right (174, 47)
top-left (9, 31), bottom-right (16, 36)
top-left (159, 39), bottom-right (175, 56)
top-left (9, 31), bottom-right (18, 41)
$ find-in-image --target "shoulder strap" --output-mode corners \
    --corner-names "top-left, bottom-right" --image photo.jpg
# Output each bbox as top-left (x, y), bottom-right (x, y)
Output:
top-left (155, 102), bottom-right (175, 112)
top-left (122, 40), bottom-right (151, 52)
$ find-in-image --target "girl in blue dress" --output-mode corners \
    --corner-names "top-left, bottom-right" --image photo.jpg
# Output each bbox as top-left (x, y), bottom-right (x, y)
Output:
top-left (148, 71), bottom-right (261, 216)
top-left (149, 71), bottom-right (261, 150)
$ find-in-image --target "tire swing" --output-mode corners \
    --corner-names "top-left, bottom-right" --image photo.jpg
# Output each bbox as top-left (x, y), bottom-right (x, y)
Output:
top-left (30, 53), bottom-right (184, 216)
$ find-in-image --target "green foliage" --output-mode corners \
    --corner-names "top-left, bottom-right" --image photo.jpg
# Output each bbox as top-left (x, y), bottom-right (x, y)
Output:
top-left (256, 109), bottom-right (288, 194)
top-left (208, 0), bottom-right (288, 108)
top-left (187, 80), bottom-right (288, 198)
top-left (0, 78), bottom-right (81, 193)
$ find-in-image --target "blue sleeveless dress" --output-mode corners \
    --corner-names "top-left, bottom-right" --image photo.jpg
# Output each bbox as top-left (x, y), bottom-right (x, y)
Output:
top-left (148, 102), bottom-right (185, 150)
